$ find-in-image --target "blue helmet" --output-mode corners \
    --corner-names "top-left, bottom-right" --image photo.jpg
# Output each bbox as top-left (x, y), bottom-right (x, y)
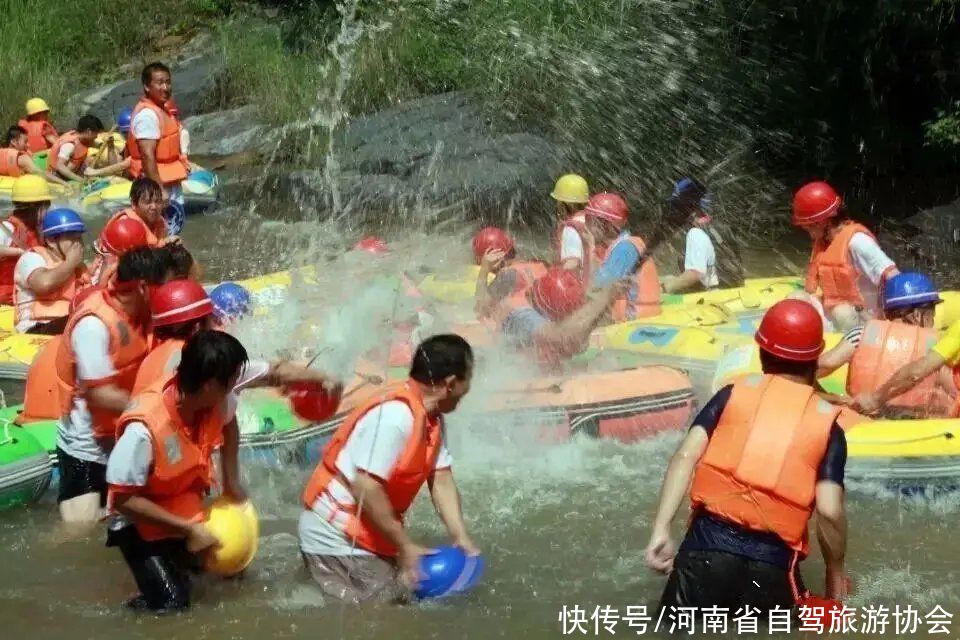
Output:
top-left (667, 177), bottom-right (711, 214)
top-left (41, 208), bottom-right (86, 238)
top-left (210, 282), bottom-right (251, 320)
top-left (413, 546), bottom-right (485, 599)
top-left (883, 271), bottom-right (942, 310)
top-left (116, 107), bottom-right (133, 133)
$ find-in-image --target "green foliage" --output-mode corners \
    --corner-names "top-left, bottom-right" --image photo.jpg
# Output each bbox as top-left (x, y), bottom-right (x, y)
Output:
top-left (926, 102), bottom-right (960, 149)
top-left (0, 0), bottom-right (226, 127)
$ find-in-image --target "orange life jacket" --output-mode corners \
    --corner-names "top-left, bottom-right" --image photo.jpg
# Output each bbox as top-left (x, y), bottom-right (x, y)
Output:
top-left (0, 216), bottom-right (40, 305)
top-left (113, 376), bottom-right (225, 541)
top-left (0, 148), bottom-right (24, 177)
top-left (18, 119), bottom-right (57, 154)
top-left (48, 131), bottom-right (89, 174)
top-left (602, 234), bottom-right (661, 320)
top-left (105, 207), bottom-right (167, 247)
top-left (16, 335), bottom-right (63, 424)
top-left (132, 338), bottom-right (185, 396)
top-left (301, 382), bottom-right (443, 557)
top-left (805, 222), bottom-right (875, 311)
top-left (847, 319), bottom-right (951, 414)
top-left (14, 246), bottom-right (89, 328)
top-left (689, 374), bottom-right (838, 557)
top-left (55, 288), bottom-right (150, 440)
top-left (127, 99), bottom-right (189, 185)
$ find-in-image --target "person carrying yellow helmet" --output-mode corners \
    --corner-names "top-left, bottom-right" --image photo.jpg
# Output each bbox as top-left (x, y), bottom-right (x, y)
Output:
top-left (551, 174), bottom-right (592, 273)
top-left (19, 98), bottom-right (59, 153)
top-left (0, 175), bottom-right (50, 304)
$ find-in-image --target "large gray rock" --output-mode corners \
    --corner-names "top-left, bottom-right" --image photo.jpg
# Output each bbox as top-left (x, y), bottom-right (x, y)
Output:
top-left (66, 48), bottom-right (225, 127)
top-left (282, 92), bottom-right (564, 225)
top-left (182, 106), bottom-right (270, 157)
top-left (879, 197), bottom-right (960, 289)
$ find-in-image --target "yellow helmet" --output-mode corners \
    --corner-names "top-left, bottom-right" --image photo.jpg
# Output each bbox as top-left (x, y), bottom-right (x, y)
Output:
top-left (550, 174), bottom-right (590, 203)
top-left (11, 175), bottom-right (52, 203)
top-left (203, 498), bottom-right (259, 577)
top-left (25, 98), bottom-right (51, 116)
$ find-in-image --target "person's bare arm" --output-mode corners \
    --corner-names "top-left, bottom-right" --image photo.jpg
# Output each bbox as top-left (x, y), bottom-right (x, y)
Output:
top-left (138, 138), bottom-right (163, 185)
top-left (84, 156), bottom-right (130, 178)
top-left (113, 493), bottom-right (218, 552)
top-left (818, 340), bottom-right (857, 378)
top-left (19, 155), bottom-right (67, 185)
top-left (242, 360), bottom-right (339, 390)
top-left (51, 156), bottom-right (85, 183)
top-left (815, 480), bottom-right (848, 598)
top-left (537, 282), bottom-right (623, 349)
top-left (662, 270), bottom-right (702, 293)
top-left (25, 245), bottom-right (84, 294)
top-left (645, 426), bottom-right (709, 573)
top-left (855, 351), bottom-right (946, 413)
top-left (428, 468), bottom-right (478, 554)
top-left (474, 249), bottom-right (505, 318)
top-left (85, 384), bottom-right (131, 413)
top-left (220, 417), bottom-right (247, 501)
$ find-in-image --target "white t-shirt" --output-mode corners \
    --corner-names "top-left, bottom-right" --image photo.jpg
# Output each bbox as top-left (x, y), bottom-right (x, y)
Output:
top-left (560, 226), bottom-right (584, 263)
top-left (131, 109), bottom-right (161, 141)
top-left (56, 316), bottom-right (117, 464)
top-left (13, 250), bottom-right (49, 332)
top-left (683, 227), bottom-right (719, 288)
top-left (57, 142), bottom-right (76, 162)
top-left (298, 400), bottom-right (453, 556)
top-left (848, 232), bottom-right (896, 314)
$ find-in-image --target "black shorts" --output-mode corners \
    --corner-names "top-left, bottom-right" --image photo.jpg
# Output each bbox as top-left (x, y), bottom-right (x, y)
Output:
top-left (107, 524), bottom-right (197, 612)
top-left (659, 549), bottom-right (804, 614)
top-left (56, 448), bottom-right (107, 505)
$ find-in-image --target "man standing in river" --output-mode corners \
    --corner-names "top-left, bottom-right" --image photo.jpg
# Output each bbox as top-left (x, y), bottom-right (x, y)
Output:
top-left (129, 62), bottom-right (190, 236)
top-left (298, 334), bottom-right (480, 603)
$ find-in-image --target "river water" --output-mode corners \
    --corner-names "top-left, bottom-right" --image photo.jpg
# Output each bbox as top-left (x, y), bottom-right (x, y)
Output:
top-left (1, 194), bottom-right (959, 639)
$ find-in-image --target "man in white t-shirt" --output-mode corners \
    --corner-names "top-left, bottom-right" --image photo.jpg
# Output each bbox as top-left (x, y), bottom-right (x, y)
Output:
top-left (130, 62), bottom-right (188, 236)
top-left (299, 334), bottom-right (479, 603)
top-left (661, 178), bottom-right (725, 293)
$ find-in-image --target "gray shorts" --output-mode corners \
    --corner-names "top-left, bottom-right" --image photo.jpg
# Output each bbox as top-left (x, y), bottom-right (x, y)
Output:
top-left (302, 552), bottom-right (410, 604)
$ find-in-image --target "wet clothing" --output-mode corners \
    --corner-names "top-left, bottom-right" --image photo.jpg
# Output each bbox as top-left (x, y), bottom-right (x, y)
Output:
top-left (594, 232), bottom-right (642, 286)
top-left (658, 548), bottom-right (805, 614)
top-left (106, 523), bottom-right (195, 612)
top-left (301, 551), bottom-right (408, 604)
top-left (56, 447), bottom-right (107, 505)
top-left (683, 384), bottom-right (846, 567)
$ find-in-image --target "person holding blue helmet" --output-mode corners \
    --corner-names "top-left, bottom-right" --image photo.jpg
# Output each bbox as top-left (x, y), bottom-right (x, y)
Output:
top-left (210, 282), bottom-right (251, 325)
top-left (13, 207), bottom-right (89, 334)
top-left (820, 271), bottom-right (956, 417)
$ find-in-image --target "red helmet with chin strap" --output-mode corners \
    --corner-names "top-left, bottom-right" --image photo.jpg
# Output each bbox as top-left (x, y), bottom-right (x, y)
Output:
top-left (584, 192), bottom-right (629, 229)
top-left (150, 279), bottom-right (214, 327)
top-left (792, 181), bottom-right (841, 226)
top-left (472, 227), bottom-right (515, 264)
top-left (531, 267), bottom-right (585, 320)
top-left (754, 299), bottom-right (824, 361)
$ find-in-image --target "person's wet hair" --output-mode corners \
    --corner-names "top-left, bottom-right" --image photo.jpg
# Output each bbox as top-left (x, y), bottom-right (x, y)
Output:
top-left (166, 243), bottom-right (195, 279)
top-left (410, 334), bottom-right (473, 384)
top-left (177, 329), bottom-right (249, 394)
top-left (130, 177), bottom-right (163, 204)
top-left (116, 247), bottom-right (175, 285)
top-left (77, 114), bottom-right (104, 133)
top-left (5, 125), bottom-right (26, 146)
top-left (141, 61), bottom-right (171, 87)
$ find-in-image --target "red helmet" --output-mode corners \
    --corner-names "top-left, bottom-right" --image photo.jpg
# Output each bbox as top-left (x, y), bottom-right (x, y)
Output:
top-left (792, 181), bottom-right (841, 226)
top-left (531, 267), bottom-right (586, 320)
top-left (472, 227), bottom-right (515, 264)
top-left (584, 192), bottom-right (629, 228)
top-left (287, 381), bottom-right (342, 422)
top-left (354, 236), bottom-right (389, 255)
top-left (150, 279), bottom-right (214, 327)
top-left (754, 299), bottom-right (824, 361)
top-left (99, 217), bottom-right (148, 256)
